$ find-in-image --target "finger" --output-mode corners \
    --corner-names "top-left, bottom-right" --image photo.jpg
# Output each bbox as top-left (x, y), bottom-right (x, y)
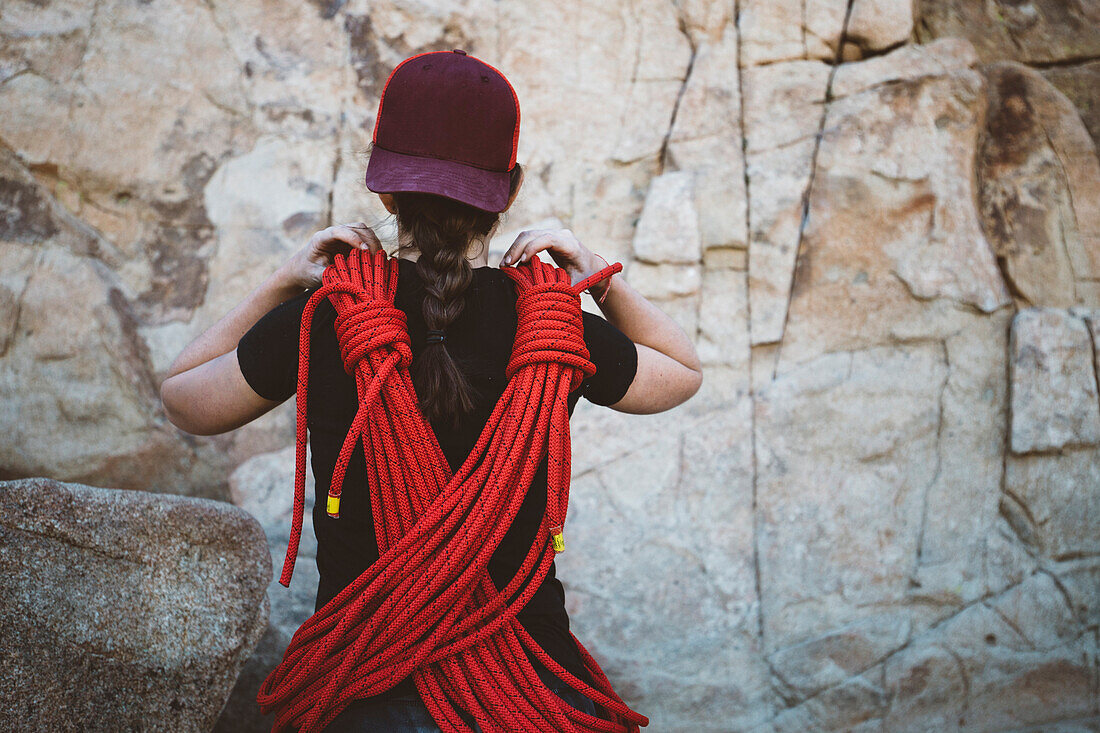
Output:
top-left (304, 263), bottom-right (325, 287)
top-left (518, 233), bottom-right (557, 263)
top-left (500, 231), bottom-right (530, 265)
top-left (330, 225), bottom-right (375, 250)
top-left (344, 223), bottom-right (382, 252)
top-left (316, 228), bottom-right (367, 253)
top-left (502, 229), bottom-right (545, 265)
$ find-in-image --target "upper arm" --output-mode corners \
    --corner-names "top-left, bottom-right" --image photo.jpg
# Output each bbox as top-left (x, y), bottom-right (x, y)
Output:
top-left (578, 310), bottom-right (701, 414)
top-left (606, 343), bottom-right (702, 414)
top-left (161, 349), bottom-right (284, 435)
top-left (160, 289), bottom-right (310, 435)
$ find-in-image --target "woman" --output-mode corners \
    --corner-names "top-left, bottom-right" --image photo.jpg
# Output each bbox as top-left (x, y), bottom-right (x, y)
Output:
top-left (161, 50), bottom-right (701, 732)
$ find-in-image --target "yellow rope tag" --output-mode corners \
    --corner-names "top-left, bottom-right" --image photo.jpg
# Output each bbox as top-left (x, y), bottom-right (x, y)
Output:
top-left (550, 525), bottom-right (564, 553)
top-left (327, 494), bottom-right (340, 517)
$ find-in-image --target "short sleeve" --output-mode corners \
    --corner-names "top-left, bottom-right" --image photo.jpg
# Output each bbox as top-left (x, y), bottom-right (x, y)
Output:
top-left (577, 310), bottom-right (638, 406)
top-left (237, 290), bottom-right (313, 402)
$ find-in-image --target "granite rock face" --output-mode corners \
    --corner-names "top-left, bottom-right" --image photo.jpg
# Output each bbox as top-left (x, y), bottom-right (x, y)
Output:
top-left (0, 478), bottom-right (270, 732)
top-left (0, 149), bottom-right (236, 499)
top-left (917, 0), bottom-right (1100, 66)
top-left (979, 63), bottom-right (1100, 308)
top-left (917, 0), bottom-right (1100, 152)
top-left (2, 0), bottom-right (1099, 730)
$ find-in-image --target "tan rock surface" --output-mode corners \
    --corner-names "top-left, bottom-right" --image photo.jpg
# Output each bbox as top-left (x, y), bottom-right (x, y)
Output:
top-left (1042, 59), bottom-right (1100, 151)
top-left (2, 1), bottom-right (1099, 730)
top-left (917, 0), bottom-right (1100, 170)
top-left (742, 59), bottom-right (831, 346)
top-left (632, 171), bottom-right (702, 264)
top-left (1009, 308), bottom-right (1100, 453)
top-left (916, 0), bottom-right (1100, 66)
top-left (0, 151), bottom-right (240, 498)
top-left (979, 63), bottom-right (1100, 308)
top-left (778, 53), bottom-right (1010, 371)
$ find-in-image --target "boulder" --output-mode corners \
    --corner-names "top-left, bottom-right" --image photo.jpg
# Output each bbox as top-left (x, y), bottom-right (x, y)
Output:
top-left (0, 477), bottom-right (270, 732)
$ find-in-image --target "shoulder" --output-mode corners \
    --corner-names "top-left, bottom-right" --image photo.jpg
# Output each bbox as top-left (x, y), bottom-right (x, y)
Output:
top-left (581, 308), bottom-right (628, 344)
top-left (577, 309), bottom-right (637, 406)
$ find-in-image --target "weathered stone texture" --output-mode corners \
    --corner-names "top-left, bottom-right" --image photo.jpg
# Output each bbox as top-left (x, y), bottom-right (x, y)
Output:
top-left (979, 63), bottom-right (1100, 309)
top-left (1043, 59), bottom-right (1100, 151)
top-left (918, 0), bottom-right (1100, 153)
top-left (1009, 308), bottom-right (1100, 454)
top-left (917, 0), bottom-right (1100, 66)
top-left (0, 478), bottom-right (270, 732)
top-left (632, 171), bottom-right (702, 264)
top-left (2, 0), bottom-right (1099, 730)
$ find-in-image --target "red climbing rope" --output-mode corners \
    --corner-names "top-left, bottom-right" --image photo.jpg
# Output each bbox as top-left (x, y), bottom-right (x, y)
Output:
top-left (256, 248), bottom-right (648, 733)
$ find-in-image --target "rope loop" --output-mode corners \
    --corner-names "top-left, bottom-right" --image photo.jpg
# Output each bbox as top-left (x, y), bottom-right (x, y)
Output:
top-left (333, 298), bottom-right (412, 375)
top-left (505, 274), bottom-right (594, 391)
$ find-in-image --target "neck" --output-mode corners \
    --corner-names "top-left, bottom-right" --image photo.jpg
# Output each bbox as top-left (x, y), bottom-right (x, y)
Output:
top-left (395, 237), bottom-right (492, 268)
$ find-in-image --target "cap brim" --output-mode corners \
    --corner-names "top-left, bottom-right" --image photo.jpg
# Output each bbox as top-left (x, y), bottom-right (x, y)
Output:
top-left (364, 145), bottom-right (511, 213)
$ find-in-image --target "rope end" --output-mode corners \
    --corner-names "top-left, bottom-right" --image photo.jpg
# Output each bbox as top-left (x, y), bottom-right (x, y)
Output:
top-left (573, 260), bottom-right (623, 296)
top-left (327, 493), bottom-right (341, 518)
top-left (550, 525), bottom-right (565, 553)
top-left (278, 559), bottom-right (294, 587)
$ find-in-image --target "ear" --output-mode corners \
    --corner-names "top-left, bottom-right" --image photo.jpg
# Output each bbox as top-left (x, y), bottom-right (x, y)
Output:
top-left (502, 165), bottom-right (524, 212)
top-left (378, 192), bottom-right (397, 214)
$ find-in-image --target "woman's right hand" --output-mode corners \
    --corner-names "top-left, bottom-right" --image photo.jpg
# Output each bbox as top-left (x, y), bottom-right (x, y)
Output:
top-left (278, 223), bottom-right (383, 290)
top-left (500, 228), bottom-right (610, 292)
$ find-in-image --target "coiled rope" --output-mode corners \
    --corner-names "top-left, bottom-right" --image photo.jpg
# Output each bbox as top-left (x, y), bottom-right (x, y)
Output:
top-left (257, 248), bottom-right (648, 733)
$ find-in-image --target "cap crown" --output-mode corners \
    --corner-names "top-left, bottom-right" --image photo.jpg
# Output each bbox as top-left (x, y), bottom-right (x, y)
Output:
top-left (372, 50), bottom-right (520, 173)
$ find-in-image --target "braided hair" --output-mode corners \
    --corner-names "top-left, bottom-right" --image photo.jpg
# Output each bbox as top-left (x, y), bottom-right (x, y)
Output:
top-left (390, 164), bottom-right (524, 430)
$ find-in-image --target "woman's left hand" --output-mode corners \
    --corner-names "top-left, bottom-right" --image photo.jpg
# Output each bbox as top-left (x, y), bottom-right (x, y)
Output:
top-left (278, 222), bottom-right (383, 289)
top-left (500, 228), bottom-right (607, 289)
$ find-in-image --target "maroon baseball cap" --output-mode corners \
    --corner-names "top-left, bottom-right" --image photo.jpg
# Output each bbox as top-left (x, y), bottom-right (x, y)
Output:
top-left (364, 49), bottom-right (521, 213)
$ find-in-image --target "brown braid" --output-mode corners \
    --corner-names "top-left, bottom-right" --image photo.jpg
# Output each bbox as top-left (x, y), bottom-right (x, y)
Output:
top-left (390, 164), bottom-right (524, 430)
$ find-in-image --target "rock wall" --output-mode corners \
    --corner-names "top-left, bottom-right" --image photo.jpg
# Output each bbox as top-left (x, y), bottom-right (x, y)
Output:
top-left (2, 0), bottom-right (1098, 730)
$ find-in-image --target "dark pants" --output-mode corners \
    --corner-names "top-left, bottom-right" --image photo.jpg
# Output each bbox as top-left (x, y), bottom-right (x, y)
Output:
top-left (322, 664), bottom-right (601, 732)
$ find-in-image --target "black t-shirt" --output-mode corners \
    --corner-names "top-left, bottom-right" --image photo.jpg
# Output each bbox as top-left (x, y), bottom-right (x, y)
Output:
top-left (237, 256), bottom-right (637, 700)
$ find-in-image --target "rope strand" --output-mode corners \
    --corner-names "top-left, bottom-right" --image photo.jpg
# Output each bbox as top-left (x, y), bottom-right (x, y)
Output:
top-left (258, 248), bottom-right (645, 732)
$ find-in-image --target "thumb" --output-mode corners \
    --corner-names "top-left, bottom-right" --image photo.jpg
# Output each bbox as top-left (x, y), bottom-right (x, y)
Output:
top-left (308, 263), bottom-right (326, 285)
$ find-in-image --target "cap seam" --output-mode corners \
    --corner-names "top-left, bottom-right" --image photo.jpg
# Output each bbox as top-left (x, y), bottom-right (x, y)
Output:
top-left (473, 55), bottom-right (522, 168)
top-left (371, 142), bottom-right (516, 174)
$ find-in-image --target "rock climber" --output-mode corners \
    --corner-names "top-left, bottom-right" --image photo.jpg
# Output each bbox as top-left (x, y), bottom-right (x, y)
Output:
top-left (161, 49), bottom-right (701, 732)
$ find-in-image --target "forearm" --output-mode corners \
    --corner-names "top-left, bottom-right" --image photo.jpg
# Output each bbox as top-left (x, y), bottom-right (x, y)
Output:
top-left (165, 265), bottom-right (303, 378)
top-left (591, 271), bottom-right (700, 372)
